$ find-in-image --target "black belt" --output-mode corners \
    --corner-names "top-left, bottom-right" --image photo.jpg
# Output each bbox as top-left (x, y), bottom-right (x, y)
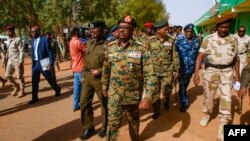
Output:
top-left (239, 52), bottom-right (246, 55)
top-left (205, 63), bottom-right (232, 69)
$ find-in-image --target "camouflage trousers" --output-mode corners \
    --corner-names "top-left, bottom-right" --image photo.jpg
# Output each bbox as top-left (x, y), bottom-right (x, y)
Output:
top-left (5, 62), bottom-right (25, 89)
top-left (152, 75), bottom-right (173, 103)
top-left (80, 74), bottom-right (108, 130)
top-left (202, 79), bottom-right (232, 121)
top-left (107, 95), bottom-right (139, 141)
top-left (239, 54), bottom-right (247, 76)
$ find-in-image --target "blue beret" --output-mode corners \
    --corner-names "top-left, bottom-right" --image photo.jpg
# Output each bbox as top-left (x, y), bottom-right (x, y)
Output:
top-left (89, 21), bottom-right (106, 29)
top-left (184, 23), bottom-right (194, 31)
top-left (111, 25), bottom-right (119, 32)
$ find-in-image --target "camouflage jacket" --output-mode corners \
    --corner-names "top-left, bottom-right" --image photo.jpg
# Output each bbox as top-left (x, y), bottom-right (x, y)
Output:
top-left (148, 35), bottom-right (179, 76)
top-left (102, 39), bottom-right (157, 105)
top-left (6, 36), bottom-right (24, 65)
top-left (200, 32), bottom-right (238, 83)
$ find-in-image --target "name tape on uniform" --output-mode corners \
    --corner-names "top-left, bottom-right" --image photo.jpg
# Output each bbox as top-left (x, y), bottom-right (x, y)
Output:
top-left (224, 125), bottom-right (250, 140)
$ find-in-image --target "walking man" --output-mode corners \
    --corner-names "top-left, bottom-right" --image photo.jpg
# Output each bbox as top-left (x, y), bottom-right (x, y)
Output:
top-left (80, 21), bottom-right (108, 140)
top-left (234, 26), bottom-right (250, 75)
top-left (5, 25), bottom-right (25, 97)
top-left (175, 23), bottom-right (200, 112)
top-left (102, 15), bottom-right (157, 141)
top-left (29, 25), bottom-right (61, 104)
top-left (193, 19), bottom-right (239, 141)
top-left (148, 20), bottom-right (179, 119)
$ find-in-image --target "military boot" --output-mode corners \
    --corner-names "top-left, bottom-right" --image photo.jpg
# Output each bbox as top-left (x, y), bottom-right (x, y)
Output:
top-left (152, 100), bottom-right (160, 120)
top-left (11, 86), bottom-right (20, 96)
top-left (17, 89), bottom-right (25, 98)
top-left (200, 113), bottom-right (210, 127)
top-left (217, 120), bottom-right (227, 141)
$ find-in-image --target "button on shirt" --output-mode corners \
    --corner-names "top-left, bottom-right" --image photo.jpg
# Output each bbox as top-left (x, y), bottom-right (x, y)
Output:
top-left (34, 37), bottom-right (40, 61)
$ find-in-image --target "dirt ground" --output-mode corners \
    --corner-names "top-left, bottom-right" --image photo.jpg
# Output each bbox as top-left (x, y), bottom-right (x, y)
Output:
top-left (0, 56), bottom-right (249, 141)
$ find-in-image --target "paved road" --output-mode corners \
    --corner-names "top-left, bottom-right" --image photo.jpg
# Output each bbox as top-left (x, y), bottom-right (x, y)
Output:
top-left (0, 57), bottom-right (249, 141)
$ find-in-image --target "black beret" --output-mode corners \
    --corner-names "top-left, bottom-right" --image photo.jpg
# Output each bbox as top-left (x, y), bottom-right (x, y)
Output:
top-left (89, 21), bottom-right (106, 29)
top-left (118, 15), bottom-right (137, 27)
top-left (155, 20), bottom-right (169, 28)
top-left (110, 25), bottom-right (119, 32)
top-left (5, 25), bottom-right (15, 31)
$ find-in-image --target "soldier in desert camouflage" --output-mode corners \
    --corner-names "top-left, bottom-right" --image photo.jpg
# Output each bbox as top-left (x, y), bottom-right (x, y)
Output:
top-left (193, 19), bottom-right (239, 141)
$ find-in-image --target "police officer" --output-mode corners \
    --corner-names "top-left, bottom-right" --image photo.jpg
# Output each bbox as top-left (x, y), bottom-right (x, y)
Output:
top-left (5, 25), bottom-right (25, 98)
top-left (234, 26), bottom-right (250, 75)
top-left (102, 15), bottom-right (157, 141)
top-left (80, 21), bottom-right (108, 140)
top-left (175, 24), bottom-right (200, 112)
top-left (193, 19), bottom-right (239, 141)
top-left (148, 20), bottom-right (179, 119)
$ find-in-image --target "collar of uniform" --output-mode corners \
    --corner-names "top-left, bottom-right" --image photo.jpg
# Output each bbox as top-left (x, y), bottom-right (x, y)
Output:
top-left (156, 35), bottom-right (168, 43)
top-left (118, 38), bottom-right (135, 49)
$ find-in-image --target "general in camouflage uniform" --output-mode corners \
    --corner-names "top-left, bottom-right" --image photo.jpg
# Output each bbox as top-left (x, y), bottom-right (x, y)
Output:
top-left (234, 26), bottom-right (250, 75)
top-left (80, 21), bottom-right (108, 140)
top-left (102, 16), bottom-right (157, 141)
top-left (148, 20), bottom-right (179, 119)
top-left (5, 25), bottom-right (25, 97)
top-left (193, 19), bottom-right (239, 141)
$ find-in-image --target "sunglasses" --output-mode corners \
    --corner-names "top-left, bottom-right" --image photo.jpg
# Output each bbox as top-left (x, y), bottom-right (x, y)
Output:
top-left (238, 30), bottom-right (246, 33)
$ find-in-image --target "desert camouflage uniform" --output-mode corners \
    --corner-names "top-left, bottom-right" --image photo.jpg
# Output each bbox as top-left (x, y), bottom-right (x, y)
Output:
top-left (234, 34), bottom-right (250, 75)
top-left (5, 36), bottom-right (25, 93)
top-left (148, 35), bottom-right (179, 113)
top-left (200, 32), bottom-right (238, 141)
top-left (102, 39), bottom-right (156, 141)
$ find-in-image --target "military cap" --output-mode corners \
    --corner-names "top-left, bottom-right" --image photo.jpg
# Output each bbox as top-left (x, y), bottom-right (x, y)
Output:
top-left (144, 22), bottom-right (153, 29)
top-left (216, 18), bottom-right (231, 26)
top-left (89, 21), bottom-right (106, 29)
top-left (111, 25), bottom-right (119, 32)
top-left (5, 25), bottom-right (15, 31)
top-left (118, 15), bottom-right (137, 27)
top-left (155, 20), bottom-right (169, 28)
top-left (184, 23), bottom-right (194, 31)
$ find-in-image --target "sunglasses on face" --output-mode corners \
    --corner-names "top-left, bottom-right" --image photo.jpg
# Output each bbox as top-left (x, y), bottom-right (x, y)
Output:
top-left (239, 30), bottom-right (246, 33)
top-left (185, 30), bottom-right (193, 33)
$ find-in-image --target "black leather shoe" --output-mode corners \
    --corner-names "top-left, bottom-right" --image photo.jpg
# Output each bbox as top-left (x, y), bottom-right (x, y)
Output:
top-left (163, 101), bottom-right (170, 111)
top-left (80, 127), bottom-right (95, 140)
top-left (98, 129), bottom-right (106, 138)
top-left (55, 87), bottom-right (61, 97)
top-left (28, 99), bottom-right (39, 105)
top-left (152, 112), bottom-right (160, 120)
top-left (180, 105), bottom-right (189, 112)
top-left (73, 107), bottom-right (80, 112)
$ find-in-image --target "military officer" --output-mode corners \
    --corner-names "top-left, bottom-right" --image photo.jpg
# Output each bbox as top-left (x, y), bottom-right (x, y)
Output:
top-left (234, 26), bottom-right (250, 75)
top-left (5, 25), bottom-right (25, 97)
top-left (102, 15), bottom-right (157, 141)
top-left (193, 19), bottom-right (239, 141)
top-left (148, 20), bottom-right (179, 119)
top-left (80, 21), bottom-right (108, 140)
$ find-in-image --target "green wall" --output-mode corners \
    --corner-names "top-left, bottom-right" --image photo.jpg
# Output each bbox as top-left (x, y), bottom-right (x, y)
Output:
top-left (236, 12), bottom-right (250, 35)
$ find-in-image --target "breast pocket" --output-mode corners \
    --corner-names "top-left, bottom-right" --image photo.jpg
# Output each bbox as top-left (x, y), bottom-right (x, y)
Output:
top-left (127, 57), bottom-right (141, 72)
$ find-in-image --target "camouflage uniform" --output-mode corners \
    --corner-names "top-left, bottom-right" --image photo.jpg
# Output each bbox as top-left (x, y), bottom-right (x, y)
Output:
top-left (80, 39), bottom-right (108, 132)
top-left (234, 34), bottom-right (250, 75)
top-left (240, 64), bottom-right (250, 87)
top-left (5, 36), bottom-right (25, 95)
top-left (148, 35), bottom-right (179, 113)
top-left (200, 32), bottom-right (238, 140)
top-left (102, 39), bottom-right (156, 141)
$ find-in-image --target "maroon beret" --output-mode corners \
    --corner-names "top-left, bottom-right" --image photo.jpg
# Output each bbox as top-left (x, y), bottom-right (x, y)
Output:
top-left (5, 25), bottom-right (15, 31)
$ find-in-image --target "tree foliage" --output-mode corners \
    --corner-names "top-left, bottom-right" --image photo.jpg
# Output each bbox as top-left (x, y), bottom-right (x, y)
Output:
top-left (0, 0), bottom-right (169, 35)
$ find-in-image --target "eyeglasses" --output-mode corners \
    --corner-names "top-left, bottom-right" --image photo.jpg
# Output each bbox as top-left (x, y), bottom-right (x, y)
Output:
top-left (238, 30), bottom-right (246, 33)
top-left (118, 26), bottom-right (132, 30)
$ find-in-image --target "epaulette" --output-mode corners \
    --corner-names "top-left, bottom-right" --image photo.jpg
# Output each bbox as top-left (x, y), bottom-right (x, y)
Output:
top-left (135, 40), bottom-right (148, 49)
top-left (108, 40), bottom-right (118, 47)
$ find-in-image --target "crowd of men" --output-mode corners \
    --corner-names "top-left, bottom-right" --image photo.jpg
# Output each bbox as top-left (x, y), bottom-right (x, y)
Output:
top-left (0, 15), bottom-right (250, 141)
